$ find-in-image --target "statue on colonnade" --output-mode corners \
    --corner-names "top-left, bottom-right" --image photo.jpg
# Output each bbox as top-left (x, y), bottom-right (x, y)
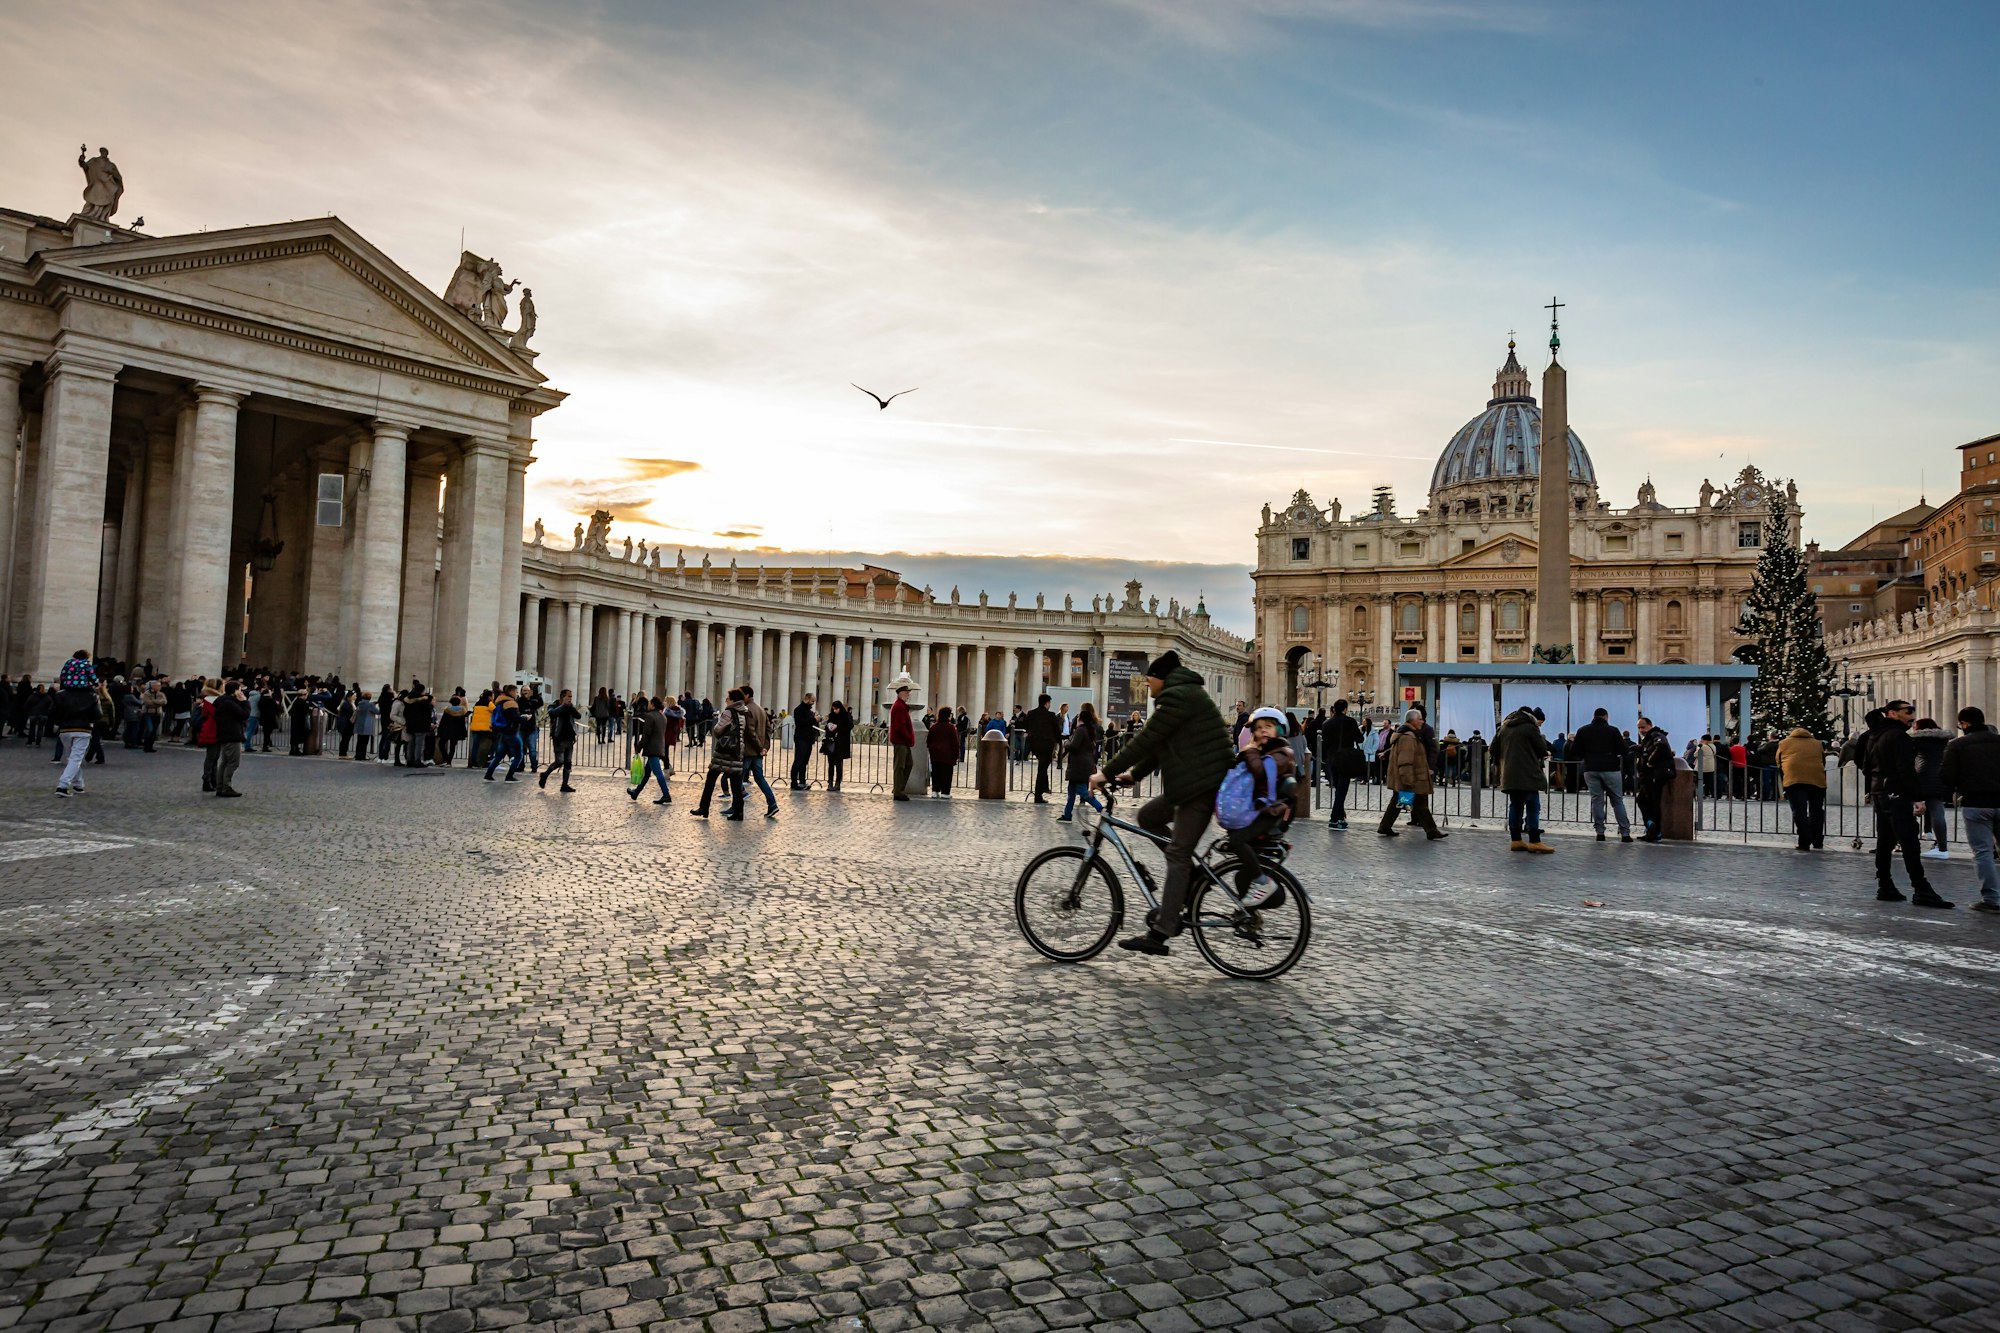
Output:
top-left (622, 535), bottom-right (633, 561)
top-left (442, 252), bottom-right (518, 327)
top-left (77, 145), bottom-right (124, 222)
top-left (572, 521), bottom-right (585, 550)
top-left (531, 517), bottom-right (544, 547)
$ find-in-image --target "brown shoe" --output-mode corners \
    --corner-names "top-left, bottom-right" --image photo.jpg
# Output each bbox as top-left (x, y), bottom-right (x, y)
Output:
top-left (1527, 841), bottom-right (1555, 853)
top-left (1510, 840), bottom-right (1528, 851)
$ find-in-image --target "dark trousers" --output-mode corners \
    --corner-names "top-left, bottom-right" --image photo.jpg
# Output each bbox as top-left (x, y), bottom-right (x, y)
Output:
top-left (1224, 812), bottom-right (1280, 893)
top-left (354, 734), bottom-right (373, 761)
top-left (337, 730), bottom-right (352, 757)
top-left (826, 758), bottom-right (845, 790)
top-left (1379, 792), bottom-right (1441, 836)
top-left (1637, 786), bottom-right (1664, 839)
top-left (1874, 796), bottom-right (1933, 892)
top-left (215, 741), bottom-right (242, 793)
top-left (790, 745), bottom-right (812, 788)
top-left (932, 761), bottom-right (953, 795)
top-left (892, 744), bottom-right (913, 796)
top-left (1032, 747), bottom-right (1054, 798)
top-left (696, 767), bottom-right (744, 816)
top-left (1785, 783), bottom-right (1826, 849)
top-left (1506, 791), bottom-right (1542, 842)
top-left (202, 743), bottom-right (221, 790)
top-left (544, 739), bottom-right (574, 787)
top-left (1329, 775), bottom-right (1351, 823)
top-left (1136, 793), bottom-right (1213, 938)
top-left (486, 732), bottom-right (523, 778)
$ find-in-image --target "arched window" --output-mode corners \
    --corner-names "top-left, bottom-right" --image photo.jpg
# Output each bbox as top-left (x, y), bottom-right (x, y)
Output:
top-left (1605, 598), bottom-right (1629, 631)
top-left (1400, 601), bottom-right (1420, 632)
top-left (1290, 604), bottom-right (1310, 635)
top-left (1459, 602), bottom-right (1476, 633)
top-left (1353, 604), bottom-right (1368, 635)
top-left (1500, 599), bottom-right (1522, 630)
top-left (1664, 599), bottom-right (1684, 632)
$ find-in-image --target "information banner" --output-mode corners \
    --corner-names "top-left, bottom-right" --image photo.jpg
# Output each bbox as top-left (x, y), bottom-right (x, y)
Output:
top-left (1106, 653), bottom-right (1148, 722)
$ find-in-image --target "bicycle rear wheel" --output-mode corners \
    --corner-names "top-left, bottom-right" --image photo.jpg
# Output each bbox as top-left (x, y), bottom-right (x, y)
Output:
top-left (1189, 863), bottom-right (1310, 980)
top-left (1015, 847), bottom-right (1124, 962)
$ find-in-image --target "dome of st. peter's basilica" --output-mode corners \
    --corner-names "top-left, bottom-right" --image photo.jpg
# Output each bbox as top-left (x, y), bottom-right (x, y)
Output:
top-left (1428, 340), bottom-right (1595, 497)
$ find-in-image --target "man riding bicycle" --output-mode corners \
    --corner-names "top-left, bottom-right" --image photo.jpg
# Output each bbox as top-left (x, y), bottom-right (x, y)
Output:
top-left (1090, 650), bottom-right (1235, 956)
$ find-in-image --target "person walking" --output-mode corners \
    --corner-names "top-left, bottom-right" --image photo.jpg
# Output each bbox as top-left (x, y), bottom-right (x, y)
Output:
top-left (467, 691), bottom-right (493, 769)
top-left (1778, 726), bottom-right (1828, 851)
top-left (140, 680), bottom-right (165, 752)
top-left (691, 688), bottom-right (748, 819)
top-left (1022, 694), bottom-right (1062, 803)
top-left (1942, 706), bottom-right (2000, 913)
top-left (1492, 706), bottom-right (1553, 852)
top-left (1910, 717), bottom-right (1954, 859)
top-left (790, 693), bottom-right (819, 789)
top-left (1322, 698), bottom-right (1363, 830)
top-left (1378, 710), bottom-right (1447, 840)
top-left (823, 701), bottom-right (854, 791)
top-left (539, 689), bottom-right (582, 792)
top-left (1695, 735), bottom-right (1718, 797)
top-left (210, 679), bottom-right (250, 798)
top-left (1633, 717), bottom-right (1675, 842)
top-left (484, 684), bottom-right (525, 782)
top-left (889, 683), bottom-right (916, 802)
top-left (258, 685), bottom-right (283, 754)
top-left (51, 672), bottom-right (100, 797)
top-left (590, 687), bottom-right (613, 743)
top-left (627, 696), bottom-right (673, 803)
top-left (1091, 650), bottom-right (1235, 957)
top-left (516, 686), bottom-right (541, 772)
top-left (738, 685), bottom-right (780, 818)
top-left (1058, 702), bottom-right (1105, 821)
top-left (1863, 701), bottom-right (1953, 907)
top-left (1571, 706), bottom-right (1634, 842)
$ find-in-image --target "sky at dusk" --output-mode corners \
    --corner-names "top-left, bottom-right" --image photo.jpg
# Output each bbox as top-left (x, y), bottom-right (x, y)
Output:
top-left (4, 0), bottom-right (1997, 634)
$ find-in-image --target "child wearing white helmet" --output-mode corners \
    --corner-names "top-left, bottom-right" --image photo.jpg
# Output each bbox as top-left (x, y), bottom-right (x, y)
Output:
top-left (1214, 706), bottom-right (1297, 907)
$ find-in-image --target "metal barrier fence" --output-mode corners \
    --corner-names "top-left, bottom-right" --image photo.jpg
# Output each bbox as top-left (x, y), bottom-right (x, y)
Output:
top-left (1324, 758), bottom-right (1949, 848)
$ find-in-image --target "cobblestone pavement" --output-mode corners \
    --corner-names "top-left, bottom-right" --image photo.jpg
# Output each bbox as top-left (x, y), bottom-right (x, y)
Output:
top-left (2, 743), bottom-right (1997, 1333)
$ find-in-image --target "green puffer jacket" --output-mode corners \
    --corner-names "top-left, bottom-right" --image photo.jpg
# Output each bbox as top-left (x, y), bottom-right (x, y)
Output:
top-left (1491, 708), bottom-right (1551, 792)
top-left (1101, 666), bottom-right (1234, 805)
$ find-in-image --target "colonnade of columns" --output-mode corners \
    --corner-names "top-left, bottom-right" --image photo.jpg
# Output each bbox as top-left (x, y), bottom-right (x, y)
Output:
top-left (510, 597), bottom-right (1109, 719)
top-left (0, 355), bottom-right (532, 688)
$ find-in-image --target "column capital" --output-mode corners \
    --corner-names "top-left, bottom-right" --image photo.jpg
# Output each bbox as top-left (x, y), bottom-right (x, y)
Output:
top-left (0, 358), bottom-right (27, 385)
top-left (462, 436), bottom-right (511, 461)
top-left (369, 420), bottom-right (414, 442)
top-left (44, 350), bottom-right (122, 382)
top-left (191, 384), bottom-right (247, 408)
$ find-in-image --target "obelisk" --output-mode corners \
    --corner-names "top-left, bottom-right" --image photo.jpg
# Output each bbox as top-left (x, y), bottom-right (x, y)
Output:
top-left (1534, 301), bottom-right (1573, 662)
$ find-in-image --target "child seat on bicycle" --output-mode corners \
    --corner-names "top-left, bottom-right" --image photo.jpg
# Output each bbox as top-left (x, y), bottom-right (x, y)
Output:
top-left (1217, 707), bottom-right (1296, 906)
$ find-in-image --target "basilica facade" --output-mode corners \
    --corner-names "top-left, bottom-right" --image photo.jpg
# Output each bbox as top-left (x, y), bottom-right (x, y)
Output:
top-left (1252, 341), bottom-right (1802, 710)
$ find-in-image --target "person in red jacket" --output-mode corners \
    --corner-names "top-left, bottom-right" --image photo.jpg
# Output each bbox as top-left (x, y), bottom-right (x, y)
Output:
top-left (926, 707), bottom-right (961, 797)
top-left (889, 683), bottom-right (916, 802)
top-left (194, 680), bottom-right (223, 793)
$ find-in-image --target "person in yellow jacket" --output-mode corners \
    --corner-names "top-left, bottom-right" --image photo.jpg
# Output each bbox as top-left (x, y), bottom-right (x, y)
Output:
top-left (468, 691), bottom-right (494, 770)
top-left (1776, 727), bottom-right (1827, 851)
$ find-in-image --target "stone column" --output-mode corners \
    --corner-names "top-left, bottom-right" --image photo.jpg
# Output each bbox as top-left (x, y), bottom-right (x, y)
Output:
top-left (300, 441), bottom-right (348, 675)
top-left (398, 462), bottom-right (441, 687)
top-left (435, 440), bottom-right (509, 692)
top-left (1635, 591), bottom-right (1656, 666)
top-left (774, 630), bottom-right (792, 711)
top-left (5, 404), bottom-right (45, 674)
top-left (577, 605), bottom-right (596, 696)
top-left (354, 422), bottom-right (409, 689)
top-left (563, 600), bottom-right (583, 697)
top-left (1375, 595), bottom-right (1395, 704)
top-left (495, 454), bottom-right (528, 680)
top-left (110, 446), bottom-right (145, 659)
top-left (164, 385), bottom-right (243, 678)
top-left (1476, 592), bottom-right (1494, 662)
top-left (848, 636), bottom-right (867, 712)
top-left (221, 545), bottom-right (247, 668)
top-left (943, 642), bottom-right (961, 711)
top-left (522, 596), bottom-right (545, 678)
top-left (720, 623), bottom-right (738, 698)
top-left (803, 633), bottom-right (821, 709)
top-left (636, 613), bottom-right (654, 695)
top-left (1425, 594), bottom-right (1444, 662)
top-left (94, 519), bottom-right (119, 655)
top-left (1581, 593), bottom-right (1599, 665)
top-left (972, 645), bottom-right (989, 716)
top-left (693, 620), bottom-right (712, 700)
top-left (611, 609), bottom-right (632, 696)
top-left (666, 616), bottom-right (685, 696)
top-left (0, 363), bottom-right (22, 667)
top-left (999, 648), bottom-right (1018, 717)
top-left (743, 626), bottom-right (761, 699)
top-left (133, 419), bottom-right (176, 666)
top-left (19, 356), bottom-right (119, 678)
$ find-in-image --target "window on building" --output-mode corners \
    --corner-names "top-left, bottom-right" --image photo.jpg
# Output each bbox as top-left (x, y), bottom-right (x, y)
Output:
top-left (1738, 521), bottom-right (1762, 548)
top-left (1605, 599), bottom-right (1629, 630)
top-left (1982, 517), bottom-right (1996, 533)
top-left (1664, 599), bottom-right (1684, 632)
top-left (1291, 537), bottom-right (1310, 560)
top-left (1985, 551), bottom-right (1996, 563)
top-left (1606, 644), bottom-right (1627, 657)
top-left (1399, 601), bottom-right (1420, 632)
top-left (1400, 541), bottom-right (1421, 558)
top-left (1459, 644), bottom-right (1477, 657)
top-left (1459, 602), bottom-right (1475, 633)
top-left (315, 474), bottom-right (344, 527)
top-left (1290, 604), bottom-right (1309, 635)
top-left (1665, 532), bottom-right (1684, 552)
top-left (1353, 604), bottom-right (1368, 635)
top-left (1813, 583), bottom-right (1823, 593)
top-left (1353, 544), bottom-right (1369, 561)
top-left (1849, 603), bottom-right (1864, 613)
top-left (1605, 534), bottom-right (1630, 552)
top-left (1461, 538), bottom-right (1475, 554)
top-left (1499, 600), bottom-right (1522, 630)
top-left (1848, 583), bottom-right (1861, 593)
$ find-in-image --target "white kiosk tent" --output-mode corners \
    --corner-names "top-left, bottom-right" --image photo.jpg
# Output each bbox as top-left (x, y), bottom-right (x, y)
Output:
top-left (1393, 662), bottom-right (1759, 748)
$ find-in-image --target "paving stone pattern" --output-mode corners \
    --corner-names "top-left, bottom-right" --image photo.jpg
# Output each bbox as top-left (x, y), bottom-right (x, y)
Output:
top-left (1, 743), bottom-right (1997, 1333)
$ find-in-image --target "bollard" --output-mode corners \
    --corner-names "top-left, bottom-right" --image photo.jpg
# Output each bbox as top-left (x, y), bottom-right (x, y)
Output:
top-left (977, 733), bottom-right (1009, 799)
top-left (1663, 767), bottom-right (1697, 840)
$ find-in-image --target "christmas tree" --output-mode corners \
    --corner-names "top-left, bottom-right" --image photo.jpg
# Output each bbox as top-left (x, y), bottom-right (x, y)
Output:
top-left (1734, 499), bottom-right (1836, 740)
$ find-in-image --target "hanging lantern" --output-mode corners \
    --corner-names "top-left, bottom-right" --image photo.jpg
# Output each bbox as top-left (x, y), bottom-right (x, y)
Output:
top-left (251, 489), bottom-right (284, 572)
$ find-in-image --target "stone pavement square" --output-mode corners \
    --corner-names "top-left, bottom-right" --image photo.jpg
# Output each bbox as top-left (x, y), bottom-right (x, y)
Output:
top-left (1, 743), bottom-right (1997, 1332)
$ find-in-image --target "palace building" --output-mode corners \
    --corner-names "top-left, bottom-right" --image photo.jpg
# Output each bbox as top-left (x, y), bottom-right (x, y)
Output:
top-left (1251, 339), bottom-right (1802, 710)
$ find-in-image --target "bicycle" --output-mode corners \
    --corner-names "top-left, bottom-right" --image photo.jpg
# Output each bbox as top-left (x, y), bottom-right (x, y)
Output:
top-left (1014, 785), bottom-right (1311, 980)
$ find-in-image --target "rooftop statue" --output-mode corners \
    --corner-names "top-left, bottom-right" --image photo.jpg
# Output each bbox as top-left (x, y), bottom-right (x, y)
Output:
top-left (531, 517), bottom-right (544, 547)
top-left (442, 252), bottom-right (517, 327)
top-left (512, 287), bottom-right (537, 349)
top-left (77, 145), bottom-right (124, 222)
top-left (572, 522), bottom-right (585, 551)
top-left (622, 535), bottom-right (633, 561)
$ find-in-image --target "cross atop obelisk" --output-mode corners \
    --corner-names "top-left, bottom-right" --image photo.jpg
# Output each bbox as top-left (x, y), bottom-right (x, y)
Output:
top-left (1533, 297), bottom-right (1574, 662)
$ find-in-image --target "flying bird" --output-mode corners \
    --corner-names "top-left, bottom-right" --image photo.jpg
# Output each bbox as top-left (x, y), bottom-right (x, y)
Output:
top-left (852, 384), bottom-right (918, 411)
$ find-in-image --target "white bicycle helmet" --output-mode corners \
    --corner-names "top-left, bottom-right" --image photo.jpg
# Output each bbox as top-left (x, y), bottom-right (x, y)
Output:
top-left (1248, 706), bottom-right (1290, 730)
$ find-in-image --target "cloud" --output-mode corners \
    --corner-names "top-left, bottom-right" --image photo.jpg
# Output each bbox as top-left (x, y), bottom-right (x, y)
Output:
top-left (1102, 0), bottom-right (1549, 47)
top-left (714, 528), bottom-right (764, 540)
top-left (620, 458), bottom-right (703, 481)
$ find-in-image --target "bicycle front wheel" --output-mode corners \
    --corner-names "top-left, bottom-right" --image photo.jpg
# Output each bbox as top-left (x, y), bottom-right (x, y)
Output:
top-left (1015, 846), bottom-right (1124, 962)
top-left (1189, 864), bottom-right (1311, 980)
